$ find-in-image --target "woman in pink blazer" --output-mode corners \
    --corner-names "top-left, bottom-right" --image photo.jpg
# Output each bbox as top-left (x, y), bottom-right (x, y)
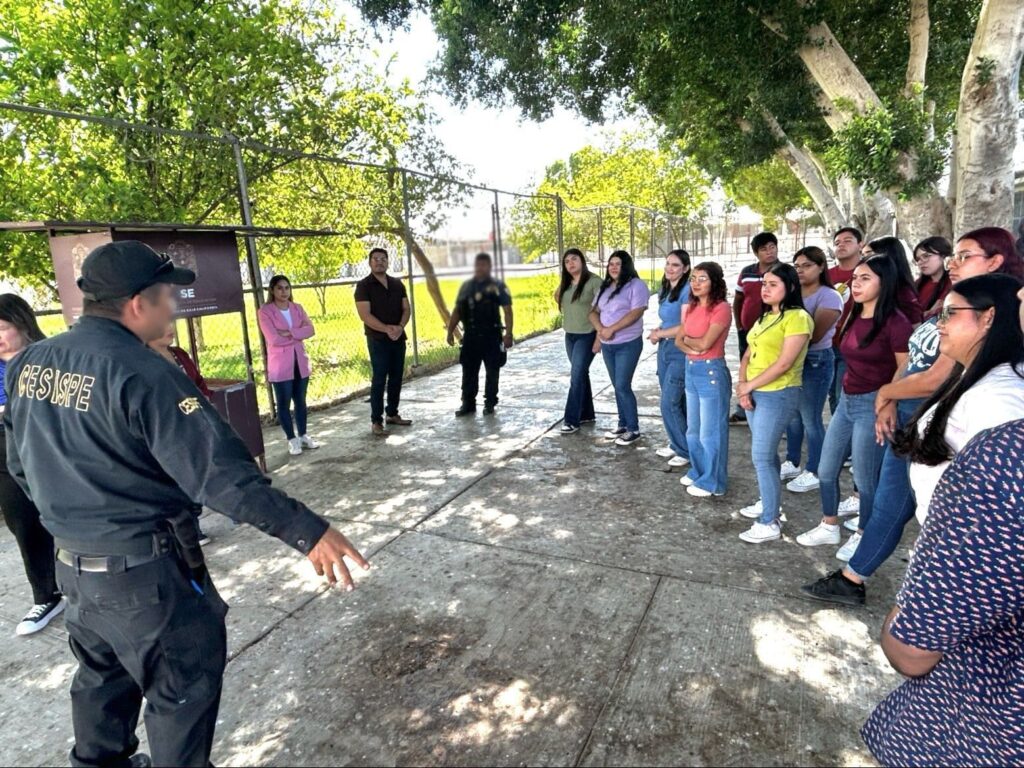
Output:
top-left (258, 275), bottom-right (319, 455)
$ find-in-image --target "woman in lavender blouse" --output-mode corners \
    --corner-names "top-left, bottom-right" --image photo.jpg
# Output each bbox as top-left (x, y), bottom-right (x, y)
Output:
top-left (589, 250), bottom-right (651, 446)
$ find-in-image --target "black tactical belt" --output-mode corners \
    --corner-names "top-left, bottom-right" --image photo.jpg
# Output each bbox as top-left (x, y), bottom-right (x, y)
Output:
top-left (56, 548), bottom-right (170, 574)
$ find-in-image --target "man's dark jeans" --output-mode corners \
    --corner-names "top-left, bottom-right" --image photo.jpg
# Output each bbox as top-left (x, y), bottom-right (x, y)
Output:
top-left (368, 337), bottom-right (406, 424)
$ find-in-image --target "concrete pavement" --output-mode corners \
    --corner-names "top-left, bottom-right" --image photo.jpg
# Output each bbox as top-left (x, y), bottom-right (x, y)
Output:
top-left (0, 300), bottom-right (914, 766)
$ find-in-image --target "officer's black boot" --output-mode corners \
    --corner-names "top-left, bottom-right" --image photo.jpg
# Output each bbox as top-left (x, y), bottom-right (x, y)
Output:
top-left (455, 402), bottom-right (476, 417)
top-left (129, 754), bottom-right (152, 768)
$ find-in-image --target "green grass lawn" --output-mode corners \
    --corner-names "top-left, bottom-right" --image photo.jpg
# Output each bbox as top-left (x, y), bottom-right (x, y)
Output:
top-left (37, 272), bottom-right (563, 414)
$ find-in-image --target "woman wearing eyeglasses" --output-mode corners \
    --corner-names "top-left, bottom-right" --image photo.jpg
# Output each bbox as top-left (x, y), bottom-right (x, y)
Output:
top-left (797, 256), bottom-right (913, 553)
top-left (801, 227), bottom-right (1024, 606)
top-left (896, 274), bottom-right (1024, 522)
top-left (648, 250), bottom-right (692, 466)
top-left (912, 237), bottom-right (953, 318)
top-left (677, 262), bottom-right (732, 497)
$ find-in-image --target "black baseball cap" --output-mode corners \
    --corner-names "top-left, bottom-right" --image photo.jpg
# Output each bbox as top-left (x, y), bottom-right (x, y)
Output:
top-left (77, 240), bottom-right (195, 301)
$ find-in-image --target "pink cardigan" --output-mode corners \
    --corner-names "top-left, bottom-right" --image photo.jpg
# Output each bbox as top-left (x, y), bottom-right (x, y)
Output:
top-left (257, 301), bottom-right (315, 382)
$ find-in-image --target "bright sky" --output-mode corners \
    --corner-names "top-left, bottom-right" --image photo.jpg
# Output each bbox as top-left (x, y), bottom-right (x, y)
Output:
top-left (345, 6), bottom-right (630, 193)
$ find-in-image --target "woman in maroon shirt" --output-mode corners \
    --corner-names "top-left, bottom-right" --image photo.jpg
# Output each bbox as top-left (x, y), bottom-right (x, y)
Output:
top-left (912, 236), bottom-right (953, 318)
top-left (797, 256), bottom-right (913, 552)
top-left (865, 237), bottom-right (923, 325)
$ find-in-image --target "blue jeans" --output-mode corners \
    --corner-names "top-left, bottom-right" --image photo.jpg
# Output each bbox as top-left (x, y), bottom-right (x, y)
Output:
top-left (685, 358), bottom-right (731, 494)
top-left (828, 349), bottom-right (845, 415)
top-left (272, 365), bottom-right (309, 440)
top-left (657, 341), bottom-right (688, 458)
top-left (368, 337), bottom-right (406, 424)
top-left (563, 331), bottom-right (597, 427)
top-left (818, 391), bottom-right (886, 521)
top-left (785, 348), bottom-right (835, 474)
top-left (601, 337), bottom-right (643, 433)
top-left (746, 387), bottom-right (800, 525)
top-left (848, 399), bottom-right (924, 579)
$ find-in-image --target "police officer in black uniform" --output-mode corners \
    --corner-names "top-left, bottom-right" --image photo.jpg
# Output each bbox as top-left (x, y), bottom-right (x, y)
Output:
top-left (3, 241), bottom-right (369, 768)
top-left (446, 253), bottom-right (514, 417)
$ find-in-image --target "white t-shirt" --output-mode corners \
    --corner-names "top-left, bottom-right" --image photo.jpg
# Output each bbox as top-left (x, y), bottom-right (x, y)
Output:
top-left (911, 363), bottom-right (1024, 522)
top-left (279, 307), bottom-right (293, 328)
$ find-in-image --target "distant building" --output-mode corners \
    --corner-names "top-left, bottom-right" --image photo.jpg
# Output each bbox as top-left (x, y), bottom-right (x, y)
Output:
top-left (422, 237), bottom-right (524, 268)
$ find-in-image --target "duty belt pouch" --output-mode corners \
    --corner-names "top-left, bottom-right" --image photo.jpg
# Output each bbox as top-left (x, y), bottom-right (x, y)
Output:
top-left (167, 510), bottom-right (207, 580)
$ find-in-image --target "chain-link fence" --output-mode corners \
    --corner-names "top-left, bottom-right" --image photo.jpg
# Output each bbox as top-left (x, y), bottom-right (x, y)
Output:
top-left (2, 101), bottom-right (828, 420)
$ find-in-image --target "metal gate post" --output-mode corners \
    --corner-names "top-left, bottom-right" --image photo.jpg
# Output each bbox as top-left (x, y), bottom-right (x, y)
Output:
top-left (231, 137), bottom-right (276, 416)
top-left (401, 170), bottom-right (420, 367)
top-left (555, 196), bottom-right (564, 259)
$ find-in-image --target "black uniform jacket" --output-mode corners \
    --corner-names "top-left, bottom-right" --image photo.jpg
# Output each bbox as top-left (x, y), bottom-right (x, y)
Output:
top-left (2, 316), bottom-right (328, 555)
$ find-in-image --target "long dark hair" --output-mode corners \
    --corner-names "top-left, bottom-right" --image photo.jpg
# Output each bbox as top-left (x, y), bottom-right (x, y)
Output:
top-left (758, 263), bottom-right (805, 323)
top-left (913, 236), bottom-right (952, 295)
top-left (557, 248), bottom-right (593, 304)
top-left (0, 294), bottom-right (45, 345)
top-left (959, 227), bottom-right (1024, 282)
top-left (869, 237), bottom-right (917, 296)
top-left (688, 262), bottom-right (727, 307)
top-left (597, 250), bottom-right (640, 302)
top-left (659, 249), bottom-right (691, 303)
top-left (793, 246), bottom-right (833, 287)
top-left (267, 274), bottom-right (291, 303)
top-left (894, 274), bottom-right (1024, 465)
top-left (839, 255), bottom-right (901, 348)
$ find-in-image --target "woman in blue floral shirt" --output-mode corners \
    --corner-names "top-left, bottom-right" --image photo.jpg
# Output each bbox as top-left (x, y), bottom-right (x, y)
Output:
top-left (863, 415), bottom-right (1024, 766)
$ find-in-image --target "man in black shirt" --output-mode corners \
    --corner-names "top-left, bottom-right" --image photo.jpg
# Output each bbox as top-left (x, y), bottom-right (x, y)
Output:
top-left (4, 241), bottom-right (369, 768)
top-left (354, 248), bottom-right (411, 436)
top-left (446, 253), bottom-right (513, 416)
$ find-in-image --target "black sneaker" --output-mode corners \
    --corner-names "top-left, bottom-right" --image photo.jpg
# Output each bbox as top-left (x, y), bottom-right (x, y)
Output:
top-left (580, 417), bottom-right (597, 424)
top-left (16, 598), bottom-right (65, 636)
top-left (614, 431), bottom-right (642, 446)
top-left (560, 424), bottom-right (579, 434)
top-left (129, 754), bottom-right (152, 768)
top-left (455, 404), bottom-right (476, 417)
top-left (800, 569), bottom-right (866, 607)
top-left (198, 529), bottom-right (212, 547)
top-left (482, 404), bottom-right (496, 415)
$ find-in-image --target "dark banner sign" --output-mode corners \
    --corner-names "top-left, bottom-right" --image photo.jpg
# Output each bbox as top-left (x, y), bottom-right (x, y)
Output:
top-left (50, 230), bottom-right (244, 326)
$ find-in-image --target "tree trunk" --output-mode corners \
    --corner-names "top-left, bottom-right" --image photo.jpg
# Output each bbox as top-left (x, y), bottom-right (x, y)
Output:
top-left (895, 194), bottom-right (952, 244)
top-left (795, 22), bottom-right (883, 126)
top-left (386, 223), bottom-right (456, 333)
top-left (313, 285), bottom-right (327, 316)
top-left (953, 0), bottom-right (1024, 234)
top-left (761, 112), bottom-right (847, 232)
top-left (904, 0), bottom-right (930, 100)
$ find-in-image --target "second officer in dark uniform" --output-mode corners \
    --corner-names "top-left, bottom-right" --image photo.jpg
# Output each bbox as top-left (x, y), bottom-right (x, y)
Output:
top-left (3, 241), bottom-right (369, 768)
top-left (446, 252), bottom-right (514, 416)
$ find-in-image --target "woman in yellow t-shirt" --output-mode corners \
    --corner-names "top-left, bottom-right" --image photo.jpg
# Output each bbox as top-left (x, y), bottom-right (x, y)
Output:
top-left (734, 263), bottom-right (813, 544)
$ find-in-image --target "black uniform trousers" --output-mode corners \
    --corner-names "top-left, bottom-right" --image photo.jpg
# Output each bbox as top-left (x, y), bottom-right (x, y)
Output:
top-left (56, 553), bottom-right (227, 768)
top-left (460, 331), bottom-right (503, 408)
top-left (0, 427), bottom-right (59, 605)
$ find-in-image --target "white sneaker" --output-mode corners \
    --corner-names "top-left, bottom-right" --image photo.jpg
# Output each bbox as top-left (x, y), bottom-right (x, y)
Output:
top-left (780, 461), bottom-right (801, 481)
top-left (680, 475), bottom-right (695, 487)
top-left (655, 445), bottom-right (676, 458)
top-left (836, 532), bottom-right (862, 562)
top-left (687, 485), bottom-right (721, 498)
top-left (288, 437), bottom-right (303, 456)
top-left (739, 521), bottom-right (781, 544)
top-left (786, 471), bottom-right (820, 493)
top-left (739, 499), bottom-right (763, 519)
top-left (667, 455), bottom-right (690, 467)
top-left (299, 434), bottom-right (319, 449)
top-left (843, 516), bottom-right (860, 532)
top-left (15, 599), bottom-right (64, 636)
top-left (797, 522), bottom-right (842, 547)
top-left (838, 495), bottom-right (860, 516)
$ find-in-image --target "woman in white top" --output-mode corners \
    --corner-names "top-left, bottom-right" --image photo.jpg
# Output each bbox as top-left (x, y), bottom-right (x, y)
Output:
top-left (894, 274), bottom-right (1024, 522)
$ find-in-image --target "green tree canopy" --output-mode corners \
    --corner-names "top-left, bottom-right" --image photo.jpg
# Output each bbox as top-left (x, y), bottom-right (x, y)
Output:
top-left (0, 0), bottom-right (463, 300)
top-left (724, 157), bottom-right (814, 232)
top-left (510, 133), bottom-right (710, 260)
